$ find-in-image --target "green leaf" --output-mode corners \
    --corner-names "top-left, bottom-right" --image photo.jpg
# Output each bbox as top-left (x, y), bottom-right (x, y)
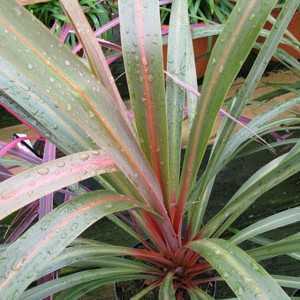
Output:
top-left (201, 143), bottom-right (300, 238)
top-left (246, 234), bottom-right (300, 262)
top-left (0, 77), bottom-right (95, 155)
top-left (189, 239), bottom-right (289, 300)
top-left (0, 150), bottom-right (116, 220)
top-left (159, 272), bottom-right (176, 300)
top-left (166, 0), bottom-right (198, 201)
top-left (0, 1), bottom-right (164, 215)
top-left (231, 207), bottom-right (300, 244)
top-left (131, 283), bottom-right (158, 300)
top-left (188, 287), bottom-right (214, 300)
top-left (220, 97), bottom-right (300, 166)
top-left (59, 0), bottom-right (133, 133)
top-left (118, 0), bottom-right (170, 206)
top-left (37, 244), bottom-right (155, 280)
top-left (0, 191), bottom-right (135, 299)
top-left (22, 268), bottom-right (152, 300)
top-left (249, 233), bottom-right (300, 261)
top-left (55, 280), bottom-right (105, 300)
top-left (186, 0), bottom-right (300, 236)
top-left (273, 275), bottom-right (300, 289)
top-left (177, 0), bottom-right (277, 232)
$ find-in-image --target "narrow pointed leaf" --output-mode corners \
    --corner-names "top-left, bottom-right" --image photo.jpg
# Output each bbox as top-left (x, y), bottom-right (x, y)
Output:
top-left (231, 207), bottom-right (300, 244)
top-left (177, 0), bottom-right (277, 232)
top-left (159, 272), bottom-right (176, 300)
top-left (202, 143), bottom-right (300, 238)
top-left (188, 287), bottom-right (214, 300)
top-left (0, 191), bottom-right (135, 299)
top-left (0, 150), bottom-right (116, 220)
top-left (22, 268), bottom-right (152, 300)
top-left (0, 1), bottom-right (164, 215)
top-left (249, 233), bottom-right (300, 261)
top-left (221, 97), bottom-right (300, 166)
top-left (273, 275), bottom-right (300, 289)
top-left (55, 280), bottom-right (106, 300)
top-left (188, 0), bottom-right (300, 235)
top-left (118, 0), bottom-right (170, 205)
top-left (247, 235), bottom-right (300, 262)
top-left (36, 245), bottom-right (153, 279)
top-left (166, 0), bottom-right (197, 203)
top-left (189, 239), bottom-right (289, 300)
top-left (132, 283), bottom-right (158, 300)
top-left (59, 0), bottom-right (132, 132)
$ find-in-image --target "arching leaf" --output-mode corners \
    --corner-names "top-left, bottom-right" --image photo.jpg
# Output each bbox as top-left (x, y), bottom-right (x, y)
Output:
top-left (0, 150), bottom-right (116, 220)
top-left (0, 191), bottom-right (135, 299)
top-left (189, 239), bottom-right (289, 300)
top-left (159, 272), bottom-right (176, 300)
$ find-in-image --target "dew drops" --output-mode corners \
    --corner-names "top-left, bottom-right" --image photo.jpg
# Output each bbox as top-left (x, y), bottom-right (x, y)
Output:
top-left (49, 77), bottom-right (55, 83)
top-left (66, 103), bottom-right (72, 111)
top-left (79, 153), bottom-right (90, 161)
top-left (71, 223), bottom-right (79, 230)
top-left (56, 161), bottom-right (66, 168)
top-left (65, 60), bottom-right (71, 66)
top-left (88, 111), bottom-right (95, 118)
top-left (37, 167), bottom-right (50, 175)
top-left (249, 14), bottom-right (256, 21)
top-left (237, 287), bottom-right (244, 295)
top-left (14, 6), bottom-right (22, 16)
top-left (27, 63), bottom-right (33, 70)
top-left (92, 150), bottom-right (100, 155)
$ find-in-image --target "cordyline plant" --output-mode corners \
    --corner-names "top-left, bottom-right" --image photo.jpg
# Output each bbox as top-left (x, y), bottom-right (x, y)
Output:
top-left (0, 0), bottom-right (300, 299)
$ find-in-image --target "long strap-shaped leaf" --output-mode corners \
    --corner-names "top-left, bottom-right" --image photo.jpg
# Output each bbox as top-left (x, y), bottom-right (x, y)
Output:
top-left (176, 0), bottom-right (277, 234)
top-left (189, 239), bottom-right (289, 300)
top-left (187, 0), bottom-right (300, 236)
top-left (247, 234), bottom-right (300, 262)
top-left (273, 275), bottom-right (300, 289)
top-left (0, 150), bottom-right (115, 220)
top-left (0, 1), bottom-right (164, 217)
top-left (249, 233), bottom-right (300, 261)
top-left (59, 0), bottom-right (133, 133)
top-left (188, 287), bottom-right (214, 300)
top-left (37, 245), bottom-right (158, 279)
top-left (54, 280), bottom-right (108, 300)
top-left (131, 283), bottom-right (158, 300)
top-left (231, 207), bottom-right (300, 245)
top-left (220, 97), bottom-right (300, 165)
top-left (165, 0), bottom-right (197, 209)
top-left (0, 191), bottom-right (135, 299)
top-left (118, 0), bottom-right (170, 204)
top-left (159, 272), bottom-right (176, 300)
top-left (201, 143), bottom-right (300, 238)
top-left (22, 268), bottom-right (152, 300)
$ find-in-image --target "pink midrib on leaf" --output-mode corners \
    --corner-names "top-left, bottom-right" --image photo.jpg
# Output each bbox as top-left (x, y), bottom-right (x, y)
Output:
top-left (135, 0), bottom-right (162, 186)
top-left (0, 137), bottom-right (32, 157)
top-left (0, 196), bottom-right (130, 290)
top-left (0, 155), bottom-right (115, 219)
